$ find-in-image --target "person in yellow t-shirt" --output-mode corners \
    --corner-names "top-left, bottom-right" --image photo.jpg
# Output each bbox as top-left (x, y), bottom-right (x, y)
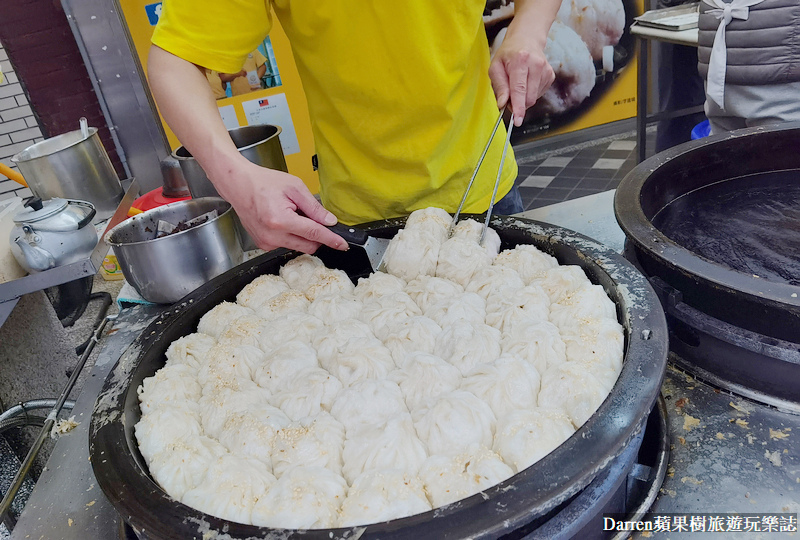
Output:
top-left (203, 68), bottom-right (228, 100)
top-left (148, 1), bottom-right (559, 254)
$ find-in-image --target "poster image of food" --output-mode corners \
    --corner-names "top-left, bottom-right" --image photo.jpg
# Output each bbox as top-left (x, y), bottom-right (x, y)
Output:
top-left (484, 0), bottom-right (644, 143)
top-left (203, 37), bottom-right (283, 101)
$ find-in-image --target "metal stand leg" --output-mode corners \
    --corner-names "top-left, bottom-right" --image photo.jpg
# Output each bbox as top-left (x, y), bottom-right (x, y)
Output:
top-left (637, 37), bottom-right (649, 164)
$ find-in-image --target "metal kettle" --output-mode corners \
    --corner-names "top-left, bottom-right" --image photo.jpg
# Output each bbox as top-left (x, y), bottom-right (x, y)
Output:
top-left (9, 197), bottom-right (98, 273)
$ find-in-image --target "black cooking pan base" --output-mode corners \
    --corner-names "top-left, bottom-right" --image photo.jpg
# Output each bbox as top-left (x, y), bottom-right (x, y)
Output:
top-left (652, 170), bottom-right (800, 286)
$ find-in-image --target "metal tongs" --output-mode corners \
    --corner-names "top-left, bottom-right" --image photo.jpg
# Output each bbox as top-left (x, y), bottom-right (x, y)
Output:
top-left (449, 109), bottom-right (516, 244)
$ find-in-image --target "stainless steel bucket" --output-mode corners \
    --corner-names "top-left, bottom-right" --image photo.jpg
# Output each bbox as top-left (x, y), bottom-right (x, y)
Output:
top-left (173, 125), bottom-right (287, 198)
top-left (173, 125), bottom-right (287, 250)
top-left (11, 127), bottom-right (123, 221)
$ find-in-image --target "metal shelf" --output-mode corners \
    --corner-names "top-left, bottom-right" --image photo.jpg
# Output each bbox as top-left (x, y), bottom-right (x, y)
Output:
top-left (0, 179), bottom-right (139, 327)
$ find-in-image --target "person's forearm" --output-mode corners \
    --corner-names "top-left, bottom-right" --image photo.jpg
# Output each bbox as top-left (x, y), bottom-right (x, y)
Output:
top-left (505, 0), bottom-right (560, 47)
top-left (148, 46), bottom-right (246, 185)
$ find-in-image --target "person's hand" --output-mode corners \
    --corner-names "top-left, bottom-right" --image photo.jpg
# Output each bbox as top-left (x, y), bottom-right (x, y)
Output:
top-left (218, 70), bottom-right (247, 83)
top-left (211, 160), bottom-right (349, 254)
top-left (488, 26), bottom-right (555, 126)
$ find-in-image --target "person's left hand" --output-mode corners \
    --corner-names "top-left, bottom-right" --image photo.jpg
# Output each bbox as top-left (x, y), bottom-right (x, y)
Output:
top-left (488, 28), bottom-right (555, 126)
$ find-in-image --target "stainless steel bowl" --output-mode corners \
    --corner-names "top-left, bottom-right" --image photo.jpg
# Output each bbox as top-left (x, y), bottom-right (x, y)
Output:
top-left (105, 198), bottom-right (243, 304)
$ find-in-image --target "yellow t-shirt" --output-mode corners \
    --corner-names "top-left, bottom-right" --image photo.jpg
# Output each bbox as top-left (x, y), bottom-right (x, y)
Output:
top-left (152, 1), bottom-right (517, 225)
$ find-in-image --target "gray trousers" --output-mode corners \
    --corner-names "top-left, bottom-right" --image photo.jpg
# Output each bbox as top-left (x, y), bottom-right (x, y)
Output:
top-left (705, 81), bottom-right (800, 135)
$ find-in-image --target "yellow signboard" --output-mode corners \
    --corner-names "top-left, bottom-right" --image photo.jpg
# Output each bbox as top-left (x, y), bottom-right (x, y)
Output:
top-left (118, 0), bottom-right (319, 193)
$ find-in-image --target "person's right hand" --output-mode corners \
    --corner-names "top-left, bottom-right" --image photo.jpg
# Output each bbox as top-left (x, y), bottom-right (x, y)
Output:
top-left (211, 160), bottom-right (349, 254)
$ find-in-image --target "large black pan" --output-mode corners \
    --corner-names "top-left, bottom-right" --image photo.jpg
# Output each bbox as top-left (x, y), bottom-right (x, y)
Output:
top-left (615, 122), bottom-right (800, 407)
top-left (89, 215), bottom-right (667, 540)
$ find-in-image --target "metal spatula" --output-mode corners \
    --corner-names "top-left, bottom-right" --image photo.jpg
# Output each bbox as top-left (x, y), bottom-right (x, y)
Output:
top-left (327, 223), bottom-right (390, 272)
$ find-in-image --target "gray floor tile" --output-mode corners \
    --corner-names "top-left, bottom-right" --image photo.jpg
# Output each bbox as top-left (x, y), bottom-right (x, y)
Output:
top-left (549, 176), bottom-right (581, 189)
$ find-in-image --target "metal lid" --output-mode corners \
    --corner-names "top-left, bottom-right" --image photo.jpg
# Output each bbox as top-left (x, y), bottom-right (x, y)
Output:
top-left (13, 197), bottom-right (94, 231)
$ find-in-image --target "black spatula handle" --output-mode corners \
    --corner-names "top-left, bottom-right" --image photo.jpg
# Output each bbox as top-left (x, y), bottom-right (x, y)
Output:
top-left (326, 223), bottom-right (368, 246)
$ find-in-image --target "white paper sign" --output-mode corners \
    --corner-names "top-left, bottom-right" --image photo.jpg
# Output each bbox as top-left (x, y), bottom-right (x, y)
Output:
top-left (218, 105), bottom-right (239, 130)
top-left (241, 93), bottom-right (300, 155)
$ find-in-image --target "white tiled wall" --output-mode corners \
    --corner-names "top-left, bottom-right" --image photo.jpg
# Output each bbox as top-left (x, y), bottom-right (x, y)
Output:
top-left (0, 41), bottom-right (41, 201)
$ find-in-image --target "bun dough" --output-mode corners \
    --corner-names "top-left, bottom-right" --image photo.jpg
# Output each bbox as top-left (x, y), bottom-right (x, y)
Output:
top-left (138, 363), bottom-right (202, 415)
top-left (134, 403), bottom-right (202, 462)
top-left (148, 435), bottom-right (226, 499)
top-left (419, 444), bottom-right (513, 507)
top-left (354, 272), bottom-right (406, 303)
top-left (331, 379), bottom-right (408, 437)
top-left (272, 412), bottom-right (346, 478)
top-left (461, 354), bottom-right (541, 419)
top-left (197, 344), bottom-right (265, 387)
top-left (493, 408), bottom-right (576, 472)
top-left (538, 360), bottom-right (618, 427)
top-left (308, 293), bottom-right (364, 324)
top-left (560, 317), bottom-right (624, 372)
top-left (251, 466), bottom-right (347, 529)
top-left (493, 244), bottom-right (558, 285)
top-left (317, 335), bottom-right (395, 388)
top-left (198, 382), bottom-right (272, 438)
top-left (215, 314), bottom-right (269, 349)
top-left (451, 219), bottom-right (502, 258)
top-left (412, 390), bottom-right (496, 456)
top-left (549, 284), bottom-right (616, 330)
top-left (383, 228), bottom-right (441, 281)
top-left (536, 265), bottom-right (592, 303)
top-left (181, 454), bottom-right (276, 525)
top-left (359, 291), bottom-right (422, 341)
top-left (404, 206), bottom-right (452, 243)
top-left (253, 341), bottom-right (319, 394)
top-left (279, 254), bottom-right (325, 290)
top-left (255, 289), bottom-right (310, 321)
top-left (164, 333), bottom-right (216, 372)
top-left (217, 408), bottom-right (289, 470)
top-left (270, 367), bottom-right (343, 421)
top-left (425, 292), bottom-right (486, 328)
top-left (236, 274), bottom-right (289, 311)
top-left (303, 267), bottom-right (355, 302)
top-left (502, 320), bottom-right (567, 374)
top-left (388, 352), bottom-right (463, 411)
top-left (339, 470), bottom-right (432, 526)
top-left (436, 237), bottom-right (493, 287)
top-left (197, 302), bottom-right (254, 340)
top-left (434, 321), bottom-right (501, 375)
top-left (382, 315), bottom-right (442, 365)
top-left (141, 206), bottom-right (627, 527)
top-left (341, 414), bottom-right (428, 484)
top-left (404, 275), bottom-right (464, 312)
top-left (466, 265), bottom-right (525, 301)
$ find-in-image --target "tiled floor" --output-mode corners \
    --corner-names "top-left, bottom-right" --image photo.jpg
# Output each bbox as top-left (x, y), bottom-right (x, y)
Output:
top-left (514, 131), bottom-right (657, 211)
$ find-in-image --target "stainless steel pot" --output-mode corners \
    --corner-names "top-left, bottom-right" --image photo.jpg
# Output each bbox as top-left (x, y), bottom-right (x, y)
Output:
top-left (9, 197), bottom-right (98, 273)
top-left (174, 125), bottom-right (287, 251)
top-left (11, 126), bottom-right (123, 221)
top-left (173, 125), bottom-right (287, 199)
top-left (105, 198), bottom-right (243, 304)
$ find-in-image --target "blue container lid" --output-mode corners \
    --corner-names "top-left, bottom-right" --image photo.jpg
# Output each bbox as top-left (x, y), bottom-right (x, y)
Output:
top-left (691, 119), bottom-right (711, 140)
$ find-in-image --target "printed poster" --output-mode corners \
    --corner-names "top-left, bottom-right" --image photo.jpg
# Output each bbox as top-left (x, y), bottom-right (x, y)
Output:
top-left (241, 93), bottom-right (300, 156)
top-left (218, 105), bottom-right (240, 130)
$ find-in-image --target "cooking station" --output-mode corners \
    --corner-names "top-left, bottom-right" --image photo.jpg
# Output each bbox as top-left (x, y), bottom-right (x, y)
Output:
top-left (9, 181), bottom-right (800, 539)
